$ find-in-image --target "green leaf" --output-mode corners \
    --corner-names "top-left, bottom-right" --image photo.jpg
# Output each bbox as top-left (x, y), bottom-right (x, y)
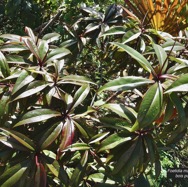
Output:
top-left (58, 118), bottom-right (75, 152)
top-left (0, 34), bottom-right (22, 41)
top-left (102, 26), bottom-right (126, 36)
top-left (99, 117), bottom-right (132, 130)
top-left (152, 43), bottom-right (167, 72)
top-left (98, 132), bottom-right (132, 152)
top-left (144, 134), bottom-right (156, 163)
top-left (72, 84), bottom-right (90, 109)
top-left (46, 47), bottom-right (70, 62)
top-left (62, 75), bottom-right (95, 84)
top-left (70, 151), bottom-right (88, 187)
top-left (0, 136), bottom-right (29, 151)
top-left (123, 32), bottom-right (141, 44)
top-left (24, 38), bottom-right (41, 61)
top-left (0, 161), bottom-right (29, 187)
top-left (0, 128), bottom-right (35, 151)
top-left (0, 51), bottom-right (10, 78)
top-left (12, 70), bottom-right (36, 95)
top-left (170, 93), bottom-right (187, 130)
top-left (102, 103), bottom-right (136, 123)
top-left (34, 163), bottom-right (46, 187)
top-left (42, 33), bottom-right (61, 43)
top-left (165, 73), bottom-right (188, 93)
top-left (12, 80), bottom-right (48, 101)
top-left (14, 109), bottom-right (61, 127)
top-left (89, 132), bottom-right (110, 144)
top-left (25, 27), bottom-right (36, 43)
top-left (64, 143), bottom-right (90, 151)
top-left (39, 122), bottom-right (63, 150)
top-left (98, 76), bottom-right (154, 93)
top-left (0, 44), bottom-right (27, 52)
top-left (38, 40), bottom-right (49, 62)
top-left (112, 137), bottom-right (142, 175)
top-left (132, 82), bottom-right (163, 131)
top-left (111, 42), bottom-right (154, 73)
top-left (43, 152), bottom-right (69, 185)
top-left (88, 173), bottom-right (116, 184)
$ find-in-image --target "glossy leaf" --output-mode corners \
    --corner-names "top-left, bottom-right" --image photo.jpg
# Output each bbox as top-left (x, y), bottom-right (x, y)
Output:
top-left (64, 143), bottom-right (90, 151)
top-left (0, 44), bottom-right (27, 52)
top-left (46, 47), bottom-right (70, 62)
top-left (112, 137), bottom-right (142, 174)
top-left (23, 38), bottom-right (41, 61)
top-left (132, 82), bottom-right (163, 131)
top-left (102, 103), bottom-right (136, 123)
top-left (12, 70), bottom-right (36, 95)
top-left (102, 26), bottom-right (126, 36)
top-left (42, 33), bottom-right (61, 43)
top-left (25, 27), bottom-right (36, 43)
top-left (58, 118), bottom-right (75, 152)
top-left (14, 109), bottom-right (61, 127)
top-left (72, 84), bottom-right (90, 109)
top-left (38, 40), bottom-right (49, 62)
top-left (39, 122), bottom-right (63, 150)
top-left (98, 76), bottom-right (154, 93)
top-left (43, 152), bottom-right (69, 185)
top-left (111, 42), bottom-right (154, 73)
top-left (152, 43), bottom-right (167, 72)
top-left (88, 173), bottom-right (116, 184)
top-left (165, 73), bottom-right (188, 93)
top-left (0, 34), bottom-right (22, 41)
top-left (98, 132), bottom-right (132, 152)
top-left (0, 161), bottom-right (29, 187)
top-left (70, 151), bottom-right (88, 187)
top-left (89, 132), bottom-right (110, 144)
top-left (12, 81), bottom-right (48, 101)
top-left (62, 75), bottom-right (95, 84)
top-left (34, 162), bottom-right (46, 187)
top-left (170, 93), bottom-right (187, 130)
top-left (0, 51), bottom-right (10, 78)
top-left (0, 128), bottom-right (35, 151)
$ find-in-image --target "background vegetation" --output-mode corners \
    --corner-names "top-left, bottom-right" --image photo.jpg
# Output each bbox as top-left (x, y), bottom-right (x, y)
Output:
top-left (0, 0), bottom-right (188, 186)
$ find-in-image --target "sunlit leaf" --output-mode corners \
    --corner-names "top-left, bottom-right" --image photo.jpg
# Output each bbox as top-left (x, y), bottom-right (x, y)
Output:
top-left (112, 137), bottom-right (142, 175)
top-left (64, 143), bottom-right (90, 151)
top-left (70, 151), bottom-right (88, 187)
top-left (0, 161), bottom-right (29, 187)
top-left (98, 76), bottom-right (154, 93)
top-left (89, 132), bottom-right (110, 144)
top-left (42, 33), bottom-right (61, 43)
top-left (14, 109), bottom-right (61, 127)
top-left (62, 75), bottom-right (95, 84)
top-left (165, 73), bottom-right (188, 93)
top-left (132, 82), bottom-right (163, 131)
top-left (46, 47), bottom-right (70, 62)
top-left (102, 26), bottom-right (126, 36)
top-left (58, 118), bottom-right (75, 152)
top-left (39, 122), bottom-right (63, 150)
top-left (111, 42), bottom-right (154, 73)
top-left (72, 84), bottom-right (90, 109)
top-left (0, 128), bottom-right (35, 151)
top-left (102, 103), bottom-right (136, 123)
top-left (38, 40), bottom-right (49, 62)
top-left (0, 51), bottom-right (10, 78)
top-left (12, 70), bottom-right (36, 95)
top-left (98, 132), bottom-right (132, 152)
top-left (152, 43), bottom-right (167, 72)
top-left (12, 81), bottom-right (48, 101)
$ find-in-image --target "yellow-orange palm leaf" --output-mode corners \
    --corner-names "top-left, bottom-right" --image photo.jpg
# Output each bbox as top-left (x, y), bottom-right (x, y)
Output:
top-left (124, 0), bottom-right (188, 35)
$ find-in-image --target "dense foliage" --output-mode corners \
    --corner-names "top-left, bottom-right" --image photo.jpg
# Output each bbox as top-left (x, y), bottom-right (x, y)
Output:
top-left (0, 0), bottom-right (188, 186)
